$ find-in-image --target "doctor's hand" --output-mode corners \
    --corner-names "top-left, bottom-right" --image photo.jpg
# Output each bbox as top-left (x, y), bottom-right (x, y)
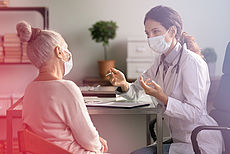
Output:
top-left (108, 68), bottom-right (129, 92)
top-left (140, 76), bottom-right (168, 106)
top-left (99, 137), bottom-right (108, 153)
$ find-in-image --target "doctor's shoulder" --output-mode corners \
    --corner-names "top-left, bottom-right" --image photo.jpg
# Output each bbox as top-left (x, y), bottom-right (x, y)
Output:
top-left (181, 47), bottom-right (207, 69)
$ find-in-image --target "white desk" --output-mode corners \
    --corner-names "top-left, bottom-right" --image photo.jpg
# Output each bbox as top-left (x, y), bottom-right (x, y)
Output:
top-left (7, 97), bottom-right (164, 154)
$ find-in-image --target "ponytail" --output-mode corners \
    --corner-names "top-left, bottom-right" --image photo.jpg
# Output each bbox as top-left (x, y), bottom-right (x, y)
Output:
top-left (180, 32), bottom-right (204, 59)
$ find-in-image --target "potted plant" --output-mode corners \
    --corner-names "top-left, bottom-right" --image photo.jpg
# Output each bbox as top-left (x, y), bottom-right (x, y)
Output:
top-left (89, 20), bottom-right (118, 78)
top-left (201, 47), bottom-right (217, 77)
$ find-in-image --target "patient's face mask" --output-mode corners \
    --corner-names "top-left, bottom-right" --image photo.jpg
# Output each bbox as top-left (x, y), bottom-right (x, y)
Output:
top-left (148, 29), bottom-right (172, 54)
top-left (61, 48), bottom-right (73, 76)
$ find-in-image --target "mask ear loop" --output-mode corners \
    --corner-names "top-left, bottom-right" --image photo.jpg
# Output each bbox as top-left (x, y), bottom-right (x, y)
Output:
top-left (60, 47), bottom-right (72, 62)
top-left (65, 49), bottom-right (72, 62)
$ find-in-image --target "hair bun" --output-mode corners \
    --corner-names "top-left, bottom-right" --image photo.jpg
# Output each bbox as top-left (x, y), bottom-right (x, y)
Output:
top-left (16, 21), bottom-right (32, 42)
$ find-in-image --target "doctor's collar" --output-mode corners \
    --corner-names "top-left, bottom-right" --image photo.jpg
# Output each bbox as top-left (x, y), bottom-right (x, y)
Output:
top-left (161, 43), bottom-right (182, 65)
top-left (156, 43), bottom-right (183, 77)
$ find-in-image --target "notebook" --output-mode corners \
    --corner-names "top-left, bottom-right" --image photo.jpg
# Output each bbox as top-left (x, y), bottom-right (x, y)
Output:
top-left (79, 86), bottom-right (116, 97)
top-left (85, 101), bottom-right (150, 109)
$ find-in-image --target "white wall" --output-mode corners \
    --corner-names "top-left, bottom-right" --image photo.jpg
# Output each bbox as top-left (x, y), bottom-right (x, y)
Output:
top-left (10, 0), bottom-right (230, 83)
top-left (3, 1), bottom-right (230, 153)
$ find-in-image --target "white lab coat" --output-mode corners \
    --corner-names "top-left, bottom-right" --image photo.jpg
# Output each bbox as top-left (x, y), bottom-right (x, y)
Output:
top-left (119, 43), bottom-right (223, 154)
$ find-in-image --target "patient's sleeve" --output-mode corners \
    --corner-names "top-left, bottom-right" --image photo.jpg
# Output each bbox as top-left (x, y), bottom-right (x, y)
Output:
top-left (62, 82), bottom-right (102, 152)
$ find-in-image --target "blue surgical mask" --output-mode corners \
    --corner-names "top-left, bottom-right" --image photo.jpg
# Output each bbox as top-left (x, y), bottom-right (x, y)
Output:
top-left (148, 30), bottom-right (172, 54)
top-left (61, 48), bottom-right (73, 76)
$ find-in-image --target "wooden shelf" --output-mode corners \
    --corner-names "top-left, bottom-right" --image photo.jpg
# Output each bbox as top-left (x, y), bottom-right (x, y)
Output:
top-left (0, 62), bottom-right (31, 64)
top-left (0, 7), bottom-right (49, 154)
top-left (0, 7), bottom-right (49, 29)
top-left (0, 7), bottom-right (49, 66)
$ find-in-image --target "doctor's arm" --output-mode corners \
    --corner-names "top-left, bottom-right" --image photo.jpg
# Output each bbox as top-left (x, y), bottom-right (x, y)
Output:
top-left (109, 68), bottom-right (148, 100)
top-left (108, 68), bottom-right (129, 91)
top-left (140, 76), bottom-right (168, 105)
top-left (109, 67), bottom-right (155, 100)
top-left (164, 60), bottom-right (207, 122)
top-left (140, 60), bottom-right (207, 122)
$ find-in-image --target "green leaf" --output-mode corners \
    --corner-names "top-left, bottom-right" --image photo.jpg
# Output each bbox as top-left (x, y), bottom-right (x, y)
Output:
top-left (89, 20), bottom-right (118, 60)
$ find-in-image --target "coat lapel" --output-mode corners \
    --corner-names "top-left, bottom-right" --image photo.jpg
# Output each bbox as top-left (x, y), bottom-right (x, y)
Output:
top-left (162, 53), bottom-right (181, 96)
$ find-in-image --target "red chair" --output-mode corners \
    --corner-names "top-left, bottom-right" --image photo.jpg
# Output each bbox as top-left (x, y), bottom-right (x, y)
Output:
top-left (18, 129), bottom-right (72, 154)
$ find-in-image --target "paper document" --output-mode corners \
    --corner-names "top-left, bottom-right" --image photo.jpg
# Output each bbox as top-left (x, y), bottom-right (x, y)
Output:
top-left (85, 101), bottom-right (150, 109)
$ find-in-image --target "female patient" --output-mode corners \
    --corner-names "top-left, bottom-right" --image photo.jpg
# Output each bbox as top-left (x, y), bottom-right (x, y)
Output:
top-left (17, 21), bottom-right (108, 154)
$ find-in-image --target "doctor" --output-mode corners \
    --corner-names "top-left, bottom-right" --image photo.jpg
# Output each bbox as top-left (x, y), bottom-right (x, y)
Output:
top-left (108, 5), bottom-right (223, 154)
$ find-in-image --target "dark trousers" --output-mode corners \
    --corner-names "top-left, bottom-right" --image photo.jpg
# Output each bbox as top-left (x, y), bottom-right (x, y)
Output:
top-left (130, 143), bottom-right (171, 154)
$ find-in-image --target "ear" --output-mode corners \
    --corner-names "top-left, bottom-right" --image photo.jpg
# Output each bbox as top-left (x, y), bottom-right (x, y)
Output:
top-left (169, 26), bottom-right (177, 38)
top-left (54, 46), bottom-right (63, 59)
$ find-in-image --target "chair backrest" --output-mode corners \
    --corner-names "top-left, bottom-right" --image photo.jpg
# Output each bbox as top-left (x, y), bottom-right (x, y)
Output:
top-left (211, 41), bottom-right (230, 122)
top-left (18, 129), bottom-right (72, 154)
top-left (212, 41), bottom-right (230, 112)
top-left (212, 74), bottom-right (230, 112)
top-left (213, 42), bottom-right (230, 111)
top-left (222, 42), bottom-right (230, 75)
top-left (210, 42), bottom-right (230, 154)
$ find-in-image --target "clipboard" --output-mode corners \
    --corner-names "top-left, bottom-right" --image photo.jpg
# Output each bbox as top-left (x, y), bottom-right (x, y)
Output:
top-left (85, 101), bottom-right (150, 109)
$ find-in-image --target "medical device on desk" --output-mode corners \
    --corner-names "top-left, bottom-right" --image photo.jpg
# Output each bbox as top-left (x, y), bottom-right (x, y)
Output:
top-left (105, 72), bottom-right (112, 77)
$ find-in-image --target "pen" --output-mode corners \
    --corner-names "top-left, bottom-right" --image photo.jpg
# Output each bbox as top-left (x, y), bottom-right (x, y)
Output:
top-left (105, 72), bottom-right (112, 77)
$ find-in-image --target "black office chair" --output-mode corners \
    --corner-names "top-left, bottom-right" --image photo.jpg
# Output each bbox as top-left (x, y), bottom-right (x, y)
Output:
top-left (149, 116), bottom-right (173, 144)
top-left (191, 42), bottom-right (230, 154)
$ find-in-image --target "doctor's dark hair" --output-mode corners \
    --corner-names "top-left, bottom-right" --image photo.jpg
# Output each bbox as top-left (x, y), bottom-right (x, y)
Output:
top-left (144, 5), bottom-right (203, 57)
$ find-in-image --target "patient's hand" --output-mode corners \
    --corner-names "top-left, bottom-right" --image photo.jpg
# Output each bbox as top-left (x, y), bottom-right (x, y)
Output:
top-left (99, 137), bottom-right (108, 153)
